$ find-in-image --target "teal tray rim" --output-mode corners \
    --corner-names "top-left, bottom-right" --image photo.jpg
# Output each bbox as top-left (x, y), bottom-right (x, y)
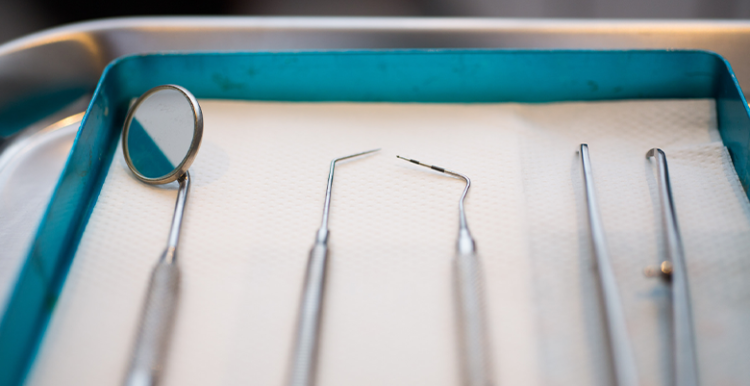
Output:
top-left (1, 48), bottom-right (748, 386)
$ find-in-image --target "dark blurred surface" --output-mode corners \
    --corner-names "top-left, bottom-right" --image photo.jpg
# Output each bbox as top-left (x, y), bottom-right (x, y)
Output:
top-left (1, 0), bottom-right (749, 45)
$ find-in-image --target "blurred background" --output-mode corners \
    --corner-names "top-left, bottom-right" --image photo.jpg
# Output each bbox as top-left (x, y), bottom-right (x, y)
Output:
top-left (1, 0), bottom-right (749, 46)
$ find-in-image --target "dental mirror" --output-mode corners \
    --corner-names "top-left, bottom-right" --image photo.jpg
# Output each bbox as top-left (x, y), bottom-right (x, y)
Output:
top-left (121, 84), bottom-right (202, 386)
top-left (123, 84), bottom-right (202, 184)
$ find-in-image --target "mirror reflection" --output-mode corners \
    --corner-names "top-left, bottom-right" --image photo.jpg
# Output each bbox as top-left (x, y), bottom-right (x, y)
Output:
top-left (125, 87), bottom-right (198, 181)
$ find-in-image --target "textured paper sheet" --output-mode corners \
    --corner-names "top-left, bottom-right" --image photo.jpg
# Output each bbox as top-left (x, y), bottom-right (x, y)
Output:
top-left (26, 99), bottom-right (750, 386)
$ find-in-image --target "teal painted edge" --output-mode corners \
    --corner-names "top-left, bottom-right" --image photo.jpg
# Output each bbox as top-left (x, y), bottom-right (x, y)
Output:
top-left (712, 55), bottom-right (750, 193)
top-left (0, 49), bottom-right (748, 386)
top-left (0, 62), bottom-right (125, 386)
top-left (112, 49), bottom-right (722, 103)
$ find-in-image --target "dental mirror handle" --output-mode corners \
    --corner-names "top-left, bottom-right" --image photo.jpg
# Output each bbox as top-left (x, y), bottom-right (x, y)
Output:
top-left (124, 173), bottom-right (189, 386)
top-left (455, 249), bottom-right (493, 386)
top-left (123, 260), bottom-right (180, 386)
top-left (289, 240), bottom-right (329, 386)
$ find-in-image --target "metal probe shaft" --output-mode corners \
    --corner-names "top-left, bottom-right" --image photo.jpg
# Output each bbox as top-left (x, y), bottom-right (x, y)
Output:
top-left (288, 149), bottom-right (379, 386)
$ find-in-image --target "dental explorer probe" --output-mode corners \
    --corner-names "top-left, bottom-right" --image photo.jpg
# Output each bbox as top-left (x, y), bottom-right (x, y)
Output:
top-left (397, 155), bottom-right (493, 386)
top-left (579, 144), bottom-right (639, 386)
top-left (647, 148), bottom-right (699, 386)
top-left (288, 148), bottom-right (380, 386)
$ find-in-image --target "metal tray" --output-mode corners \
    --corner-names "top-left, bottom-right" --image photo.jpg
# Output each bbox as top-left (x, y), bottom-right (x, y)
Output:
top-left (2, 48), bottom-right (750, 386)
top-left (1, 17), bottom-right (750, 386)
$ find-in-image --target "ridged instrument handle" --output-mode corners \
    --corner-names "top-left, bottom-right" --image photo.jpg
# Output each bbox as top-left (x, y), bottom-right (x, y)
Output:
top-left (288, 242), bottom-right (329, 386)
top-left (123, 260), bottom-right (180, 386)
top-left (455, 251), bottom-right (493, 386)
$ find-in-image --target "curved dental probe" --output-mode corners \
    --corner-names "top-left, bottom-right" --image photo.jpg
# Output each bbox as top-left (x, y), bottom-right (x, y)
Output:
top-left (288, 148), bottom-right (380, 386)
top-left (397, 155), bottom-right (492, 386)
top-left (396, 156), bottom-right (474, 252)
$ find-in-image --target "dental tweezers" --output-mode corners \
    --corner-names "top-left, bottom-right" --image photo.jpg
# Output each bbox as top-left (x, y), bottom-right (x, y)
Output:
top-left (647, 148), bottom-right (699, 386)
top-left (579, 144), bottom-right (639, 386)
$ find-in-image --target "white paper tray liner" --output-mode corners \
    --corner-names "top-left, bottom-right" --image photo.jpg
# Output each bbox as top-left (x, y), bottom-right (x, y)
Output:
top-left (26, 99), bottom-right (750, 386)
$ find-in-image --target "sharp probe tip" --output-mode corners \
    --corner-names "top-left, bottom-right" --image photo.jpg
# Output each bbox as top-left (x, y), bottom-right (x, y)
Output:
top-left (356, 148), bottom-right (381, 157)
top-left (333, 148), bottom-right (381, 163)
top-left (396, 155), bottom-right (422, 166)
top-left (396, 155), bottom-right (448, 173)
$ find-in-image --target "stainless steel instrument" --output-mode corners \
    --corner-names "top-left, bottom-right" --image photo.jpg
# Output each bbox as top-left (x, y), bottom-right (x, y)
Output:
top-left (288, 148), bottom-right (380, 386)
top-left (397, 155), bottom-right (493, 386)
top-left (121, 84), bottom-right (204, 386)
top-left (579, 144), bottom-right (639, 386)
top-left (646, 148), bottom-right (699, 386)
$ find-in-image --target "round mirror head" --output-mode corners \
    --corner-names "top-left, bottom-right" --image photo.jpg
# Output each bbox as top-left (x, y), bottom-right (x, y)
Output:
top-left (122, 84), bottom-right (203, 184)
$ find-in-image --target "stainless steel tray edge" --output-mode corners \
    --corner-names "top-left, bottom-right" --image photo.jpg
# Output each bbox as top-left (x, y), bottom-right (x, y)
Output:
top-left (3, 17), bottom-right (750, 114)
